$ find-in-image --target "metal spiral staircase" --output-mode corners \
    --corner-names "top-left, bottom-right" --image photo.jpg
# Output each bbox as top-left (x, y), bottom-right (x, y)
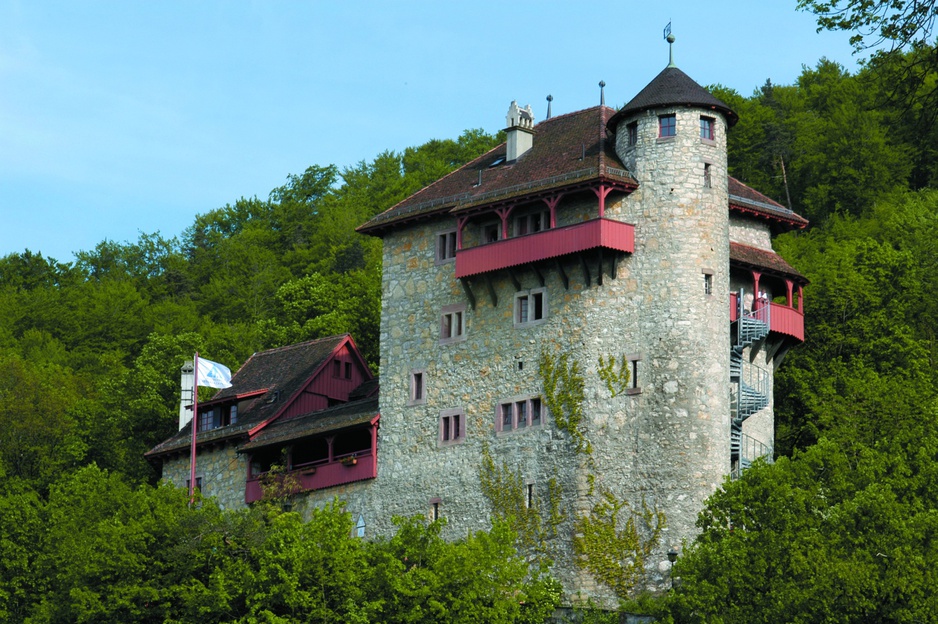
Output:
top-left (731, 290), bottom-right (771, 476)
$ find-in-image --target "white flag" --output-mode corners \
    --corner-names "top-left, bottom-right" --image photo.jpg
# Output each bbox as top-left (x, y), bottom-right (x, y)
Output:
top-left (197, 358), bottom-right (232, 389)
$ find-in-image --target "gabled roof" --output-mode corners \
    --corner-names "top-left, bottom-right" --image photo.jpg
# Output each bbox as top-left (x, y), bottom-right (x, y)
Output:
top-left (730, 242), bottom-right (807, 284)
top-left (239, 397), bottom-right (379, 452)
top-left (607, 65), bottom-right (738, 130)
top-left (358, 106), bottom-right (637, 236)
top-left (729, 177), bottom-right (809, 230)
top-left (146, 335), bottom-right (367, 458)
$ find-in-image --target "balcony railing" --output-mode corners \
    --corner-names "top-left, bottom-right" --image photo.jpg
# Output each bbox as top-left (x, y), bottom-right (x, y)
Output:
top-left (730, 294), bottom-right (804, 342)
top-left (455, 218), bottom-right (635, 279)
top-left (244, 448), bottom-right (377, 504)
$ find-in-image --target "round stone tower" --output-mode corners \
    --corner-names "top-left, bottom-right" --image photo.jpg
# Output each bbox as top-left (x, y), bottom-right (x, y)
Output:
top-left (606, 63), bottom-right (738, 555)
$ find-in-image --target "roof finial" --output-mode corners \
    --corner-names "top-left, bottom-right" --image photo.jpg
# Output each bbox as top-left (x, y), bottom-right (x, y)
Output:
top-left (664, 21), bottom-right (676, 67)
top-left (546, 94), bottom-right (553, 119)
top-left (599, 80), bottom-right (606, 106)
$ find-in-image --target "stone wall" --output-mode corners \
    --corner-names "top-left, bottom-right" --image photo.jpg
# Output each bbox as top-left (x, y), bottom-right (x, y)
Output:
top-left (730, 215), bottom-right (773, 250)
top-left (163, 443), bottom-right (246, 510)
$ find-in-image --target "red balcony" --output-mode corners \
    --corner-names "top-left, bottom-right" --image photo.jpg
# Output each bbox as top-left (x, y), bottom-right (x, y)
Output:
top-left (244, 449), bottom-right (377, 504)
top-left (730, 294), bottom-right (804, 342)
top-left (455, 218), bottom-right (635, 278)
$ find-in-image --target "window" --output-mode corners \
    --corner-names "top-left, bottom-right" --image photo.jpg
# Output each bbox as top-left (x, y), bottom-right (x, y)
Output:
top-left (526, 483), bottom-right (535, 508)
top-left (625, 355), bottom-right (642, 395)
top-left (430, 497), bottom-right (442, 521)
top-left (230, 403), bottom-right (238, 424)
top-left (482, 222), bottom-right (501, 243)
top-left (703, 270), bottom-right (713, 296)
top-left (439, 408), bottom-right (465, 445)
top-left (198, 407), bottom-right (214, 432)
top-left (333, 359), bottom-right (341, 377)
top-left (627, 121), bottom-right (638, 147)
top-left (345, 362), bottom-right (352, 379)
top-left (704, 163), bottom-right (712, 188)
top-left (659, 114), bottom-right (676, 138)
top-left (436, 230), bottom-right (457, 263)
top-left (700, 116), bottom-right (715, 141)
top-left (515, 288), bottom-right (547, 327)
top-left (514, 210), bottom-right (550, 237)
top-left (334, 359), bottom-right (352, 379)
top-left (356, 514), bottom-right (366, 538)
top-left (440, 303), bottom-right (466, 344)
top-left (496, 396), bottom-right (544, 432)
top-left (408, 369), bottom-right (426, 405)
top-left (186, 477), bottom-right (202, 492)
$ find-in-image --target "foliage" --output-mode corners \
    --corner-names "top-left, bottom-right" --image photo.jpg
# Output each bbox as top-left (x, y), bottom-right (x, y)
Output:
top-left (573, 492), bottom-right (665, 601)
top-left (596, 354), bottom-right (632, 398)
top-left (539, 348), bottom-right (590, 454)
top-left (478, 443), bottom-right (565, 561)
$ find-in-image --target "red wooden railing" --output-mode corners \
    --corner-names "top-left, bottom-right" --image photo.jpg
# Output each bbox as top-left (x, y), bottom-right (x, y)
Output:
top-left (730, 293), bottom-right (804, 342)
top-left (455, 218), bottom-right (635, 278)
top-left (244, 448), bottom-right (377, 504)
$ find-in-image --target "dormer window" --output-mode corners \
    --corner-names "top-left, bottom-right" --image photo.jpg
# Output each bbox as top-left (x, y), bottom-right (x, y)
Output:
top-left (659, 114), bottom-right (676, 138)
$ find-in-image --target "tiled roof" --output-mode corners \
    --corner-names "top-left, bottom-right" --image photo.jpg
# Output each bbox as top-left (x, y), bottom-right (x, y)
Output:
top-left (730, 242), bottom-right (807, 283)
top-left (349, 376), bottom-right (379, 400)
top-left (729, 177), bottom-right (809, 230)
top-left (607, 66), bottom-right (738, 131)
top-left (146, 335), bottom-right (350, 457)
top-left (358, 106), bottom-right (637, 235)
top-left (239, 397), bottom-right (379, 451)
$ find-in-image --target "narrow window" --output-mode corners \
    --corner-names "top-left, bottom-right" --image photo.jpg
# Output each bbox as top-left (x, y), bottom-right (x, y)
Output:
top-left (356, 514), bottom-right (366, 538)
top-left (626, 356), bottom-right (642, 395)
top-left (230, 403), bottom-right (238, 424)
top-left (430, 498), bottom-right (442, 521)
top-left (345, 362), bottom-right (352, 379)
top-left (516, 400), bottom-right (527, 428)
top-left (514, 289), bottom-right (547, 328)
top-left (527, 483), bottom-right (535, 508)
top-left (704, 272), bottom-right (713, 295)
top-left (333, 359), bottom-right (341, 377)
top-left (704, 163), bottom-right (712, 188)
top-left (700, 116), bottom-right (715, 141)
top-left (501, 403), bottom-right (513, 430)
top-left (531, 397), bottom-right (542, 426)
top-left (439, 409), bottom-right (465, 445)
top-left (409, 369), bottom-right (426, 405)
top-left (440, 304), bottom-right (467, 344)
top-left (659, 114), bottom-right (676, 138)
top-left (436, 230), bottom-right (457, 263)
top-left (627, 121), bottom-right (638, 147)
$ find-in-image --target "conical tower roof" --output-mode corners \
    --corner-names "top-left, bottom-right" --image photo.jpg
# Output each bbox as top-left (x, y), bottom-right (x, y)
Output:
top-left (607, 66), bottom-right (738, 132)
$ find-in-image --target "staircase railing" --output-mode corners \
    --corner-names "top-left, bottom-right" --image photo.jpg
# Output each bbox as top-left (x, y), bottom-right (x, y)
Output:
top-left (730, 289), bottom-right (772, 478)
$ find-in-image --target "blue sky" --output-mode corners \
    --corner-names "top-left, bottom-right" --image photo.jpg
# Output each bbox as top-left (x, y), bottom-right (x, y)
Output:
top-left (1, 1), bottom-right (859, 262)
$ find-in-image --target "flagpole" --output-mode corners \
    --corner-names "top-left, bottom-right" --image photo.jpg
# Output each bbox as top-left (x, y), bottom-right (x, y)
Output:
top-left (189, 351), bottom-right (199, 505)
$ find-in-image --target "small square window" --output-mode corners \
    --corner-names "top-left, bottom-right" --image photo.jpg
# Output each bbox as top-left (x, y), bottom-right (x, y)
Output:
top-left (659, 114), bottom-right (676, 138)
top-left (440, 303), bottom-right (467, 344)
top-left (627, 121), bottom-right (638, 147)
top-left (436, 230), bottom-right (457, 264)
top-left (439, 408), bottom-right (465, 446)
top-left (514, 288), bottom-right (547, 327)
top-left (700, 116), bottom-right (715, 141)
top-left (408, 369), bottom-right (426, 405)
top-left (496, 396), bottom-right (545, 432)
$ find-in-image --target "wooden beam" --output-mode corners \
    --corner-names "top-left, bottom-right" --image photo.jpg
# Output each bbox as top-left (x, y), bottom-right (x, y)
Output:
top-left (611, 252), bottom-right (620, 280)
top-left (554, 259), bottom-right (569, 290)
top-left (579, 254), bottom-right (591, 287)
top-left (533, 264), bottom-right (546, 287)
top-left (484, 274), bottom-right (498, 307)
top-left (597, 249), bottom-right (604, 286)
top-left (460, 278), bottom-right (476, 310)
top-left (508, 269), bottom-right (521, 292)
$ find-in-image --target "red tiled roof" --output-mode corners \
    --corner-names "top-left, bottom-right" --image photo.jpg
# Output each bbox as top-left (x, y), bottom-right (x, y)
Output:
top-left (358, 106), bottom-right (637, 235)
top-left (729, 177), bottom-right (809, 230)
top-left (730, 242), bottom-right (807, 284)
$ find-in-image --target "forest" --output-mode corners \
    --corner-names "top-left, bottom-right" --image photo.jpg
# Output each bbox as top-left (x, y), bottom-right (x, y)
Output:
top-left (2, 2), bottom-right (938, 621)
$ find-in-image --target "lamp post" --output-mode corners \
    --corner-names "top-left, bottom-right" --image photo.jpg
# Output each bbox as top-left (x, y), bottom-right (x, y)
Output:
top-left (667, 548), bottom-right (679, 590)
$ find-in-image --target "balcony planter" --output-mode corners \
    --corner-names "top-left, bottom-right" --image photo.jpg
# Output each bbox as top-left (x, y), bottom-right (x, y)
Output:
top-left (340, 456), bottom-right (358, 467)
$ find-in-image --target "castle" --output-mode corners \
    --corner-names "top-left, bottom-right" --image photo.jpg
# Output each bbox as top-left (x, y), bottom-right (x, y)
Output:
top-left (148, 56), bottom-right (807, 601)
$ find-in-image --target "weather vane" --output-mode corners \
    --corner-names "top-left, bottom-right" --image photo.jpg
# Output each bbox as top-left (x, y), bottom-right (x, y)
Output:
top-left (664, 20), bottom-right (675, 67)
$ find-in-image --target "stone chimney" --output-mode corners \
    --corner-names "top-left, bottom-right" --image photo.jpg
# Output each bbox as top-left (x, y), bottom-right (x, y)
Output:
top-left (505, 100), bottom-right (534, 161)
top-left (179, 359), bottom-right (194, 431)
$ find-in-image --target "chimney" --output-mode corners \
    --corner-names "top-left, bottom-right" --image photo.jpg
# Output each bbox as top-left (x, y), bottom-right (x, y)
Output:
top-left (505, 100), bottom-right (534, 161)
top-left (179, 360), bottom-right (194, 431)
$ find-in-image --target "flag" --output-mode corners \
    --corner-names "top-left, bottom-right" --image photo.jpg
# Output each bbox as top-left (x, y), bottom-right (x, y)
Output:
top-left (197, 357), bottom-right (232, 389)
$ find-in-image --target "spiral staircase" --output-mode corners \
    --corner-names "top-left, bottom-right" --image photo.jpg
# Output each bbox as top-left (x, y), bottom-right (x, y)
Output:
top-left (730, 290), bottom-right (771, 477)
